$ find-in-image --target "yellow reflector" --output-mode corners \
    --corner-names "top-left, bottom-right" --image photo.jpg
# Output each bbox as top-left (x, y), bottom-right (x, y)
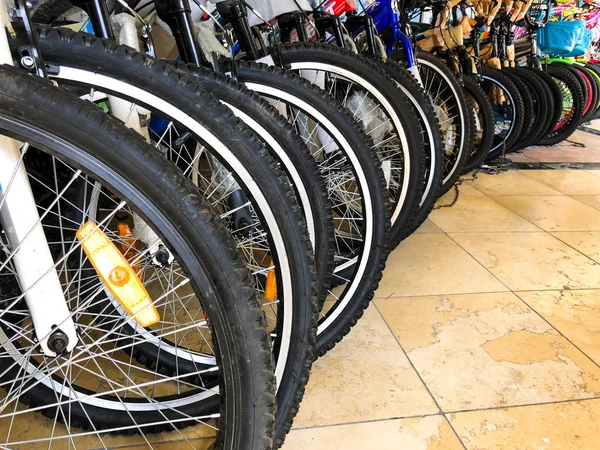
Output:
top-left (76, 221), bottom-right (160, 327)
top-left (264, 259), bottom-right (277, 302)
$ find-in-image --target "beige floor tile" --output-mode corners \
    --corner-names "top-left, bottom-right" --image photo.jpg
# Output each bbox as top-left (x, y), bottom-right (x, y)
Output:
top-left (448, 399), bottom-right (600, 450)
top-left (428, 195), bottom-right (539, 233)
top-left (465, 171), bottom-right (562, 196)
top-left (519, 132), bottom-right (600, 162)
top-left (493, 195), bottom-right (600, 231)
top-left (572, 194), bottom-right (600, 211)
top-left (450, 232), bottom-right (600, 290)
top-left (551, 231), bottom-right (600, 262)
top-left (569, 129), bottom-right (600, 149)
top-left (293, 305), bottom-right (437, 427)
top-left (585, 119), bottom-right (600, 132)
top-left (414, 219), bottom-right (444, 234)
top-left (585, 169), bottom-right (600, 178)
top-left (376, 292), bottom-right (600, 412)
top-left (283, 416), bottom-right (463, 450)
top-left (517, 289), bottom-right (600, 364)
top-left (518, 170), bottom-right (600, 195)
top-left (374, 234), bottom-right (506, 298)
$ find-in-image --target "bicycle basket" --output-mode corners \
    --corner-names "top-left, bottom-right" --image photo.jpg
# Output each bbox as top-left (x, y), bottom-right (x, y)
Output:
top-left (566, 28), bottom-right (593, 56)
top-left (537, 20), bottom-right (586, 55)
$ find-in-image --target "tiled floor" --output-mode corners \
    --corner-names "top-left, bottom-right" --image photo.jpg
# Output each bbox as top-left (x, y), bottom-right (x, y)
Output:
top-left (6, 130), bottom-right (600, 449)
top-left (284, 128), bottom-right (600, 449)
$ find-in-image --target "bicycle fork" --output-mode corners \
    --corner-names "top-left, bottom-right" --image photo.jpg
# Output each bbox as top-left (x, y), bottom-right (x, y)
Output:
top-left (0, 2), bottom-right (78, 356)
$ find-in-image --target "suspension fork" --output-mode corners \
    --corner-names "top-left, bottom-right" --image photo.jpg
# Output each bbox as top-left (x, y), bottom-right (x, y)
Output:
top-left (0, 1), bottom-right (78, 356)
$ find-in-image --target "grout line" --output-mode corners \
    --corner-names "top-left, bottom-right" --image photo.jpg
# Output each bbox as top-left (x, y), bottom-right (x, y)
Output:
top-left (566, 195), bottom-right (600, 212)
top-left (482, 193), bottom-right (566, 196)
top-left (445, 395), bottom-right (600, 416)
top-left (371, 303), bottom-right (443, 415)
top-left (547, 230), bottom-right (600, 266)
top-left (445, 228), bottom-right (600, 350)
top-left (373, 289), bottom-right (510, 300)
top-left (289, 411), bottom-right (444, 431)
top-left (373, 286), bottom-right (600, 301)
top-left (371, 304), bottom-right (467, 450)
top-left (513, 291), bottom-right (600, 373)
top-left (421, 229), bottom-right (548, 234)
top-left (445, 189), bottom-right (600, 274)
top-left (444, 232), bottom-right (514, 293)
top-left (578, 126), bottom-right (600, 137)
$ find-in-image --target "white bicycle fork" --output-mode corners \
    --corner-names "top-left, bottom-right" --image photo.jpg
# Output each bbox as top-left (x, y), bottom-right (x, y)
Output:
top-left (0, 6), bottom-right (78, 356)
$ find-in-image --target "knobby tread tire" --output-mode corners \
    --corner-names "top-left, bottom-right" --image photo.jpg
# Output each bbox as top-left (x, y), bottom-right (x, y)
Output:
top-left (228, 59), bottom-right (390, 447)
top-left (410, 51), bottom-right (472, 194)
top-left (165, 60), bottom-right (335, 306)
top-left (16, 25), bottom-right (317, 448)
top-left (377, 59), bottom-right (442, 244)
top-left (274, 42), bottom-right (425, 240)
top-left (231, 60), bottom-right (390, 337)
top-left (482, 66), bottom-right (525, 160)
top-left (0, 64), bottom-right (275, 450)
top-left (577, 66), bottom-right (599, 124)
top-left (502, 69), bottom-right (536, 145)
top-left (461, 75), bottom-right (494, 173)
top-left (526, 67), bottom-right (562, 137)
top-left (539, 63), bottom-right (585, 146)
top-left (505, 68), bottom-right (552, 149)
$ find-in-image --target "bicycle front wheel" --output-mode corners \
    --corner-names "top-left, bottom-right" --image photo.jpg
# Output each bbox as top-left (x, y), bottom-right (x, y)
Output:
top-left (0, 64), bottom-right (274, 449)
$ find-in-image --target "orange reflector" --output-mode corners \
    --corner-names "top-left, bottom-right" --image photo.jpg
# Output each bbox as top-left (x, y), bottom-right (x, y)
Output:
top-left (76, 221), bottom-right (160, 327)
top-left (117, 223), bottom-right (136, 257)
top-left (264, 259), bottom-right (277, 302)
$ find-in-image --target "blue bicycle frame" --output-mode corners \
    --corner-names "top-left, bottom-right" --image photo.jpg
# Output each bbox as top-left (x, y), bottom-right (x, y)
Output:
top-left (360, 0), bottom-right (421, 80)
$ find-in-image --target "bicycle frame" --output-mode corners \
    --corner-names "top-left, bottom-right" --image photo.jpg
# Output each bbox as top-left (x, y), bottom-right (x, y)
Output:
top-left (322, 0), bottom-right (418, 67)
top-left (0, 1), bottom-right (78, 356)
top-left (360, 0), bottom-right (420, 77)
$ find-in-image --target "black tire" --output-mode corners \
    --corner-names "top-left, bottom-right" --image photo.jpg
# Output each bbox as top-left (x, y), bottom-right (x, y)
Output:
top-left (576, 66), bottom-right (599, 124)
top-left (481, 66), bottom-right (525, 160)
top-left (18, 26), bottom-right (317, 447)
top-left (526, 66), bottom-right (563, 137)
top-left (165, 60), bottom-right (335, 305)
top-left (231, 61), bottom-right (390, 364)
top-left (377, 59), bottom-right (443, 244)
top-left (273, 42), bottom-right (425, 243)
top-left (585, 63), bottom-right (600, 118)
top-left (505, 67), bottom-right (552, 149)
top-left (539, 63), bottom-right (585, 146)
top-left (0, 64), bottom-right (274, 449)
top-left (502, 69), bottom-right (536, 145)
top-left (397, 51), bottom-right (471, 194)
top-left (461, 75), bottom-right (494, 173)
